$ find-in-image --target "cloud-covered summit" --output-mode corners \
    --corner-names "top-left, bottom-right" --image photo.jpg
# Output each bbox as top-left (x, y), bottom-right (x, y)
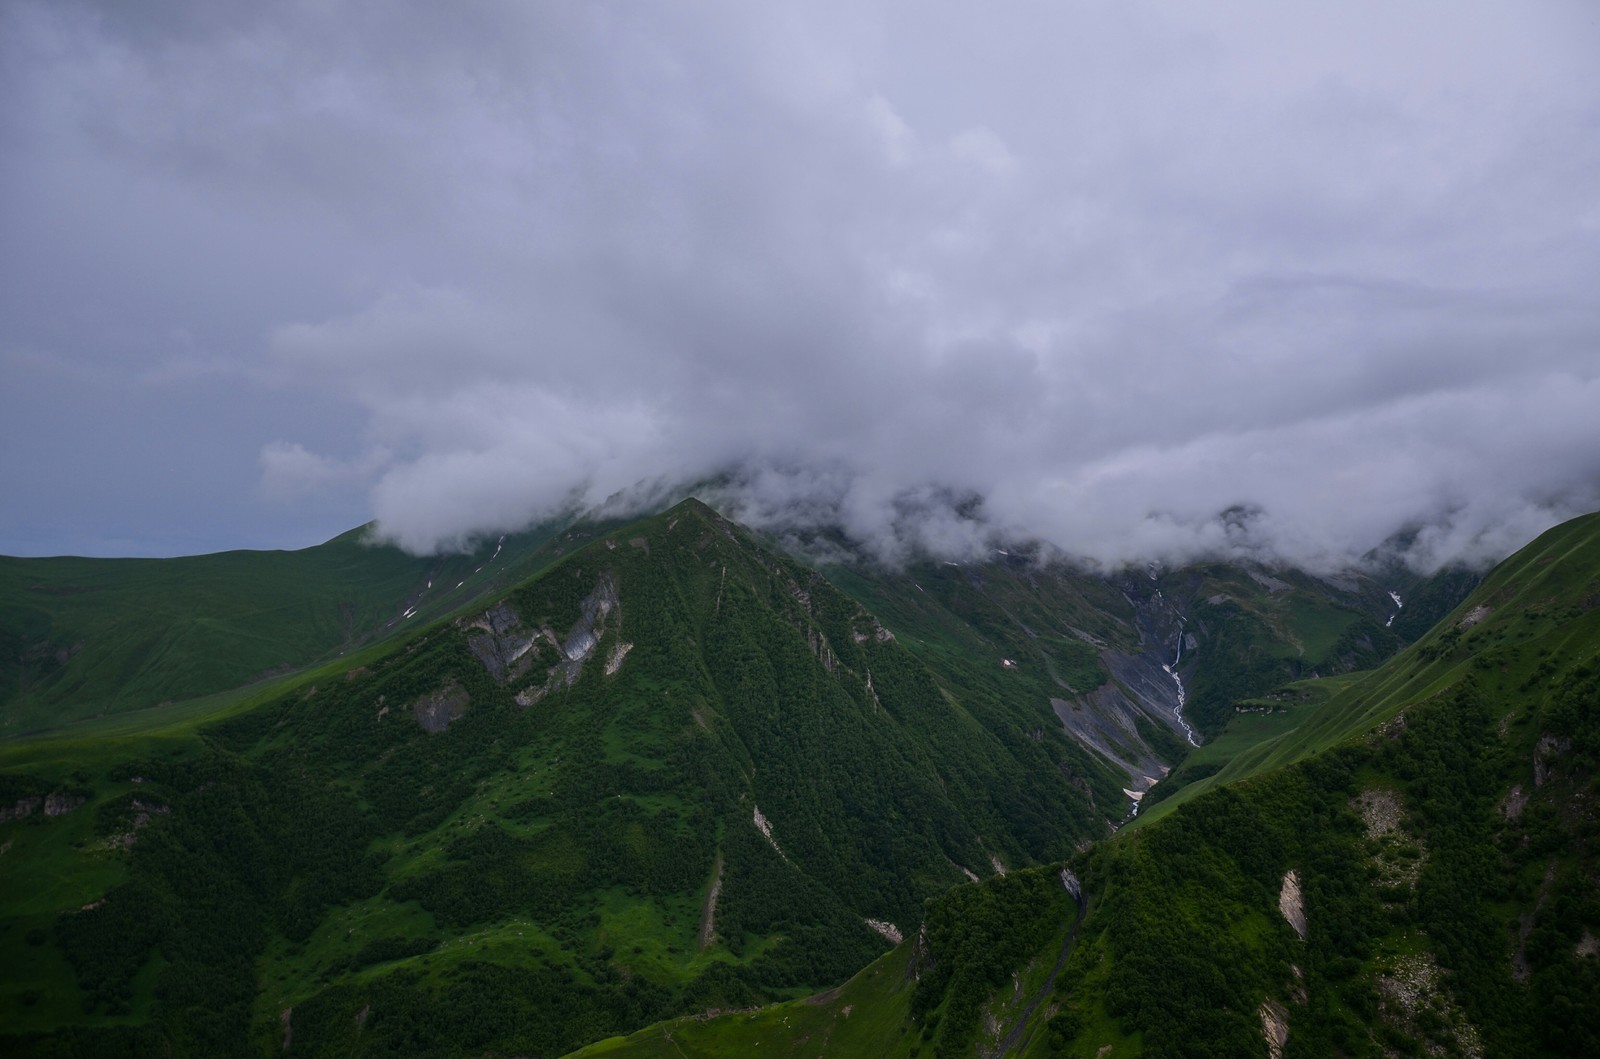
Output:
top-left (3, 2), bottom-right (1598, 565)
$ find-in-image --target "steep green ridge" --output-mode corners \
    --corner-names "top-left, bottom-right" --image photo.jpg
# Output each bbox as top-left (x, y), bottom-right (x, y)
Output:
top-left (823, 553), bottom-right (1133, 694)
top-left (0, 515), bottom-right (612, 733)
top-left (823, 547), bottom-right (1459, 814)
top-left (1162, 561), bottom-right (1407, 736)
top-left (1140, 512), bottom-right (1598, 823)
top-left (0, 500), bottom-right (1123, 1057)
top-left (829, 552), bottom-right (1412, 740)
top-left (1135, 673), bottom-right (1361, 813)
top-left (579, 511), bottom-right (1600, 1057)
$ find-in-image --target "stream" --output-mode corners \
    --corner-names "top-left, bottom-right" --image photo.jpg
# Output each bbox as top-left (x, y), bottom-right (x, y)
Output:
top-left (1163, 625), bottom-right (1200, 748)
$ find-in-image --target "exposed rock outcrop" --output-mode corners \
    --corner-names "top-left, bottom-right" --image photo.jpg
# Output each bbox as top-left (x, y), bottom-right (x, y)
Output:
top-left (0, 797), bottom-right (41, 823)
top-left (1534, 733), bottom-right (1571, 787)
top-left (752, 805), bottom-right (783, 858)
top-left (1376, 952), bottom-right (1483, 1059)
top-left (100, 797), bottom-right (171, 850)
top-left (605, 641), bottom-right (633, 675)
top-left (1500, 783), bottom-right (1529, 820)
top-left (463, 601), bottom-right (543, 683)
top-left (1054, 641), bottom-right (1194, 814)
top-left (488, 573), bottom-right (623, 707)
top-left (865, 918), bottom-right (903, 944)
top-left (1355, 788), bottom-right (1402, 838)
top-left (1259, 999), bottom-right (1290, 1059)
top-left (1, 792), bottom-right (85, 822)
top-left (412, 683), bottom-right (469, 733)
top-left (44, 792), bottom-right (85, 816)
top-left (1279, 870), bottom-right (1307, 941)
top-left (698, 853), bottom-right (723, 952)
top-left (1356, 787), bottom-right (1428, 898)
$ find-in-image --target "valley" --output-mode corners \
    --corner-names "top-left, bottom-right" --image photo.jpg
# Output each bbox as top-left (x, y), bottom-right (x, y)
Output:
top-left (7, 497), bottom-right (1596, 1058)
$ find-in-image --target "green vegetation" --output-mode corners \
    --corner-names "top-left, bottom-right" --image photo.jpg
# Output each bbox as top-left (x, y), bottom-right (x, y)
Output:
top-left (0, 513), bottom-right (614, 733)
top-left (575, 511), bottom-right (1600, 1057)
top-left (1, 500), bottom-right (1121, 1057)
top-left (1169, 563), bottom-right (1405, 737)
top-left (2, 493), bottom-right (1579, 1058)
top-left (572, 865), bottom-right (1083, 1059)
top-left (1140, 674), bottom-right (1358, 811)
top-left (573, 939), bottom-right (924, 1059)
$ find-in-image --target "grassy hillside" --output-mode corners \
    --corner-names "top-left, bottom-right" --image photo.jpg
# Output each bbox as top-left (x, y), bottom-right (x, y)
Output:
top-left (580, 511), bottom-right (1600, 1057)
top-left (1142, 511), bottom-right (1600, 823)
top-left (822, 546), bottom-right (1464, 822)
top-left (828, 552), bottom-right (1414, 742)
top-left (0, 500), bottom-right (1127, 1057)
top-left (0, 514), bottom-right (640, 734)
top-left (0, 493), bottom-right (1509, 1058)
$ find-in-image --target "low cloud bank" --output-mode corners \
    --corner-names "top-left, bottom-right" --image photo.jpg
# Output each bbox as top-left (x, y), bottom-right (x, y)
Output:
top-left (6, 2), bottom-right (1596, 563)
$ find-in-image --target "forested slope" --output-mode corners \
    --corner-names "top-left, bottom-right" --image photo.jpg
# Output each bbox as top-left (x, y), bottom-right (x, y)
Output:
top-left (580, 510), bottom-right (1600, 1058)
top-left (0, 514), bottom-right (610, 733)
top-left (0, 499), bottom-right (1124, 1057)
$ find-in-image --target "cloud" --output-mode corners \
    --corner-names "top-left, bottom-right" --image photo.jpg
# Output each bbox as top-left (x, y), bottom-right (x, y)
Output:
top-left (258, 441), bottom-right (389, 501)
top-left (4, 1), bottom-right (1599, 566)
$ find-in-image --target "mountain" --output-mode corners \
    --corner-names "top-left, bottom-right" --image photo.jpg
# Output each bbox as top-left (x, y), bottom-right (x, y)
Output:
top-left (0, 513), bottom-right (629, 734)
top-left (0, 494), bottom-right (1502, 1057)
top-left (1, 499), bottom-right (1127, 1057)
top-left (1, 489), bottom-right (1472, 807)
top-left (580, 510), bottom-right (1600, 1057)
top-left (821, 544), bottom-right (1474, 817)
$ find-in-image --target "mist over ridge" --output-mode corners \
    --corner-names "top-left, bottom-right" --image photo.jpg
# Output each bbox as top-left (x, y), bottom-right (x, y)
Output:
top-left (3, 2), bottom-right (1598, 561)
top-left (368, 453), bottom-right (1597, 579)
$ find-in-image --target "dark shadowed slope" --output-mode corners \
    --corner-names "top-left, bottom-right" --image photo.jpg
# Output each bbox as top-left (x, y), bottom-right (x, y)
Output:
top-left (1, 500), bottom-right (1125, 1057)
top-left (572, 509), bottom-right (1600, 1058)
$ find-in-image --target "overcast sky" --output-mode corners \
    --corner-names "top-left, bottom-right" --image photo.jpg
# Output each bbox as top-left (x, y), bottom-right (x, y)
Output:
top-left (3, 1), bottom-right (1598, 569)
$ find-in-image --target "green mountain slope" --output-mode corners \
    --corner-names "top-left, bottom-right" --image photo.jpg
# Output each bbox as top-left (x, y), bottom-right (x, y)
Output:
top-left (0, 500), bottom-right (1127, 1057)
top-left (1142, 511), bottom-right (1597, 823)
top-left (823, 546), bottom-right (1470, 818)
top-left (0, 515), bottom-right (624, 734)
top-left (580, 510), bottom-right (1600, 1058)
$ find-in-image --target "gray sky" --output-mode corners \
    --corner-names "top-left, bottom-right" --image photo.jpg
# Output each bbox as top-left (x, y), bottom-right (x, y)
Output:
top-left (3, 1), bottom-right (1599, 569)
